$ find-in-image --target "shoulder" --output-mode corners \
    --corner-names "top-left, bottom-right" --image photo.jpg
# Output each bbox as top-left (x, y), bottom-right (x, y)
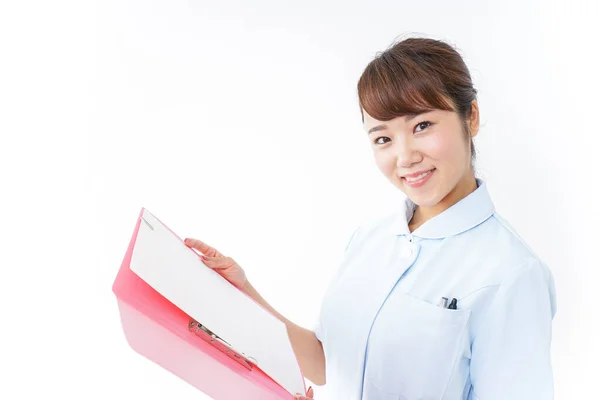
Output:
top-left (490, 212), bottom-right (540, 257)
top-left (461, 211), bottom-right (557, 313)
top-left (463, 210), bottom-right (549, 278)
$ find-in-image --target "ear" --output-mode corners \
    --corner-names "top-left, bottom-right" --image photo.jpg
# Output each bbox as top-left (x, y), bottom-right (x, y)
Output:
top-left (469, 100), bottom-right (480, 138)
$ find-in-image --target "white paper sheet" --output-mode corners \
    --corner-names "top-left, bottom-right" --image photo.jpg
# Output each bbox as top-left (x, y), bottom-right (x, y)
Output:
top-left (129, 208), bottom-right (305, 396)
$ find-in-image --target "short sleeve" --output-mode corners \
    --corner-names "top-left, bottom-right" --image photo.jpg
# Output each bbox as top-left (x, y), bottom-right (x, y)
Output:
top-left (313, 316), bottom-right (323, 342)
top-left (470, 258), bottom-right (557, 400)
top-left (313, 225), bottom-right (361, 342)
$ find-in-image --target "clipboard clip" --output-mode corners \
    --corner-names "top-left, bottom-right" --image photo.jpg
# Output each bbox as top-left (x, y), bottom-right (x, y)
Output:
top-left (188, 318), bottom-right (257, 371)
top-left (140, 216), bottom-right (154, 230)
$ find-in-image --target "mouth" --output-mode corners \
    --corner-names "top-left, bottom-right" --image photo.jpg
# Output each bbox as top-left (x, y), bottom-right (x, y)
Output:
top-left (401, 168), bottom-right (436, 188)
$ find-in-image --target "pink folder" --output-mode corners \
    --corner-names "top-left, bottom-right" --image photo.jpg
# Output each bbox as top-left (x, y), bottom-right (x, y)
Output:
top-left (112, 208), bottom-right (307, 399)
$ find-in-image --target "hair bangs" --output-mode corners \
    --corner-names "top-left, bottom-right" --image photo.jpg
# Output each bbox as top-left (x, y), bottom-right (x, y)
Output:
top-left (358, 52), bottom-right (455, 123)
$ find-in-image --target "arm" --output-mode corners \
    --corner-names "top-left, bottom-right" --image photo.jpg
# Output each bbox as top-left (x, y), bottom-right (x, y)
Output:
top-left (469, 258), bottom-right (557, 399)
top-left (184, 225), bottom-right (362, 389)
top-left (242, 281), bottom-right (326, 386)
top-left (238, 226), bottom-right (362, 387)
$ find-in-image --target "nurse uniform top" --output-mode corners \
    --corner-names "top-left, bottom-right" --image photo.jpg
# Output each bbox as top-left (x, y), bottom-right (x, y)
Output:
top-left (314, 178), bottom-right (557, 400)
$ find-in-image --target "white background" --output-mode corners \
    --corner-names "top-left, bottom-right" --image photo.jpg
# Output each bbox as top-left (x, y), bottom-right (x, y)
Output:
top-left (1, 0), bottom-right (598, 399)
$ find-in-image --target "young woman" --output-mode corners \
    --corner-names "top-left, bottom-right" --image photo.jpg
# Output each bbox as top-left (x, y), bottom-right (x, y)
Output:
top-left (184, 37), bottom-right (557, 400)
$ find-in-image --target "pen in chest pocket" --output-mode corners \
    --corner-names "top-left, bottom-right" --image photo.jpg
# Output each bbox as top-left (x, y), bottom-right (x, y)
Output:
top-left (438, 297), bottom-right (449, 308)
top-left (448, 298), bottom-right (458, 309)
top-left (438, 297), bottom-right (458, 309)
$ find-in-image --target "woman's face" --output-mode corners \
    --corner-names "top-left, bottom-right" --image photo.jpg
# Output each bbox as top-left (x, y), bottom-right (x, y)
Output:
top-left (363, 102), bottom-right (478, 207)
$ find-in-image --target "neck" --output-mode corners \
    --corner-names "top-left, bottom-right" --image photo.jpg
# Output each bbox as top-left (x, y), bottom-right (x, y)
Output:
top-left (410, 173), bottom-right (478, 230)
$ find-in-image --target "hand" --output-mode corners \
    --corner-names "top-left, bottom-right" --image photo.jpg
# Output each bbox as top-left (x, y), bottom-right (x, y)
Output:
top-left (294, 386), bottom-right (314, 399)
top-left (183, 238), bottom-right (248, 291)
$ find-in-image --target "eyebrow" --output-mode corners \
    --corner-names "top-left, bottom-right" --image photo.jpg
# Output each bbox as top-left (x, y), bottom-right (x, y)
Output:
top-left (367, 111), bottom-right (431, 135)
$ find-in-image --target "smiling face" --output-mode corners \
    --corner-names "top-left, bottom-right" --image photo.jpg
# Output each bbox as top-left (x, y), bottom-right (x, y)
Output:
top-left (363, 100), bottom-right (479, 210)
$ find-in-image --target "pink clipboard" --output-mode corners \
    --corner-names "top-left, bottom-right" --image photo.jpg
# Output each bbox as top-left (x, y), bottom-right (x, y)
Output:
top-left (112, 208), bottom-right (306, 399)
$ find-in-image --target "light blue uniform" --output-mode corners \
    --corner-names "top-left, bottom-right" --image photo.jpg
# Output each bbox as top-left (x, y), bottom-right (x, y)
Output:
top-left (315, 179), bottom-right (557, 399)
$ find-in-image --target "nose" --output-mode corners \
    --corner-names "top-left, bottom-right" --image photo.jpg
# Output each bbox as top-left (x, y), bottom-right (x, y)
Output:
top-left (395, 136), bottom-right (421, 168)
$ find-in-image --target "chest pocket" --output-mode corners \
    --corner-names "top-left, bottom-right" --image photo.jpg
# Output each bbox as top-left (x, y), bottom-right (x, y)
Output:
top-left (363, 292), bottom-right (471, 400)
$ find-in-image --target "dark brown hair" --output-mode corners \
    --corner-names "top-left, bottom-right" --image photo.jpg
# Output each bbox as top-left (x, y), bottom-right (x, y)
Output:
top-left (357, 37), bottom-right (478, 162)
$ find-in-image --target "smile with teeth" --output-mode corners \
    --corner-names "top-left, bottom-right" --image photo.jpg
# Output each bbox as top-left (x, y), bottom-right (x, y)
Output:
top-left (404, 169), bottom-right (434, 183)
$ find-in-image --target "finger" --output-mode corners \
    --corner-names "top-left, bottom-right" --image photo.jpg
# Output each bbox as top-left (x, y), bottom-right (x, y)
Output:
top-left (184, 238), bottom-right (220, 257)
top-left (294, 386), bottom-right (314, 399)
top-left (200, 255), bottom-right (236, 270)
top-left (199, 254), bottom-right (218, 269)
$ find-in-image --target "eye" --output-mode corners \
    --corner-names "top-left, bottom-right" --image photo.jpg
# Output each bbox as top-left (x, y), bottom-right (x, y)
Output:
top-left (373, 136), bottom-right (390, 145)
top-left (415, 121), bottom-right (433, 133)
top-left (373, 121), bottom-right (433, 145)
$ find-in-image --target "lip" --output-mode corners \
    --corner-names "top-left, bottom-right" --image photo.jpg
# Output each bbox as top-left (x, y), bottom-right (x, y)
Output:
top-left (402, 169), bottom-right (435, 178)
top-left (401, 168), bottom-right (435, 188)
